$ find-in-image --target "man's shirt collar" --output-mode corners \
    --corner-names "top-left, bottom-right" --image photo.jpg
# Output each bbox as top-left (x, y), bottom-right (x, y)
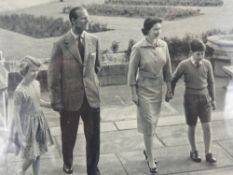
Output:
top-left (190, 56), bottom-right (202, 65)
top-left (71, 29), bottom-right (84, 40)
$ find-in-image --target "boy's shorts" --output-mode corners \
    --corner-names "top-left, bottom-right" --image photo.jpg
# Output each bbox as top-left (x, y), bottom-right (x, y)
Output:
top-left (184, 94), bottom-right (212, 126)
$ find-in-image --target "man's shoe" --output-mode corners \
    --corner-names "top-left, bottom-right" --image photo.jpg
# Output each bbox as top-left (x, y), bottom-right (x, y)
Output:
top-left (63, 164), bottom-right (73, 174)
top-left (190, 150), bottom-right (202, 162)
top-left (206, 153), bottom-right (217, 163)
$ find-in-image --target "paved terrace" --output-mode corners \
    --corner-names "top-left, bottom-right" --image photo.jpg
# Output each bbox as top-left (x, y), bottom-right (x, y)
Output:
top-left (1, 77), bottom-right (233, 175)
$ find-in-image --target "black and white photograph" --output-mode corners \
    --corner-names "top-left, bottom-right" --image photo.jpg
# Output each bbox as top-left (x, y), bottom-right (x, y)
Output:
top-left (0, 0), bottom-right (233, 174)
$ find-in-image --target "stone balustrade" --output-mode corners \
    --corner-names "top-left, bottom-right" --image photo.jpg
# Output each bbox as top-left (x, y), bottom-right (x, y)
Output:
top-left (207, 35), bottom-right (233, 77)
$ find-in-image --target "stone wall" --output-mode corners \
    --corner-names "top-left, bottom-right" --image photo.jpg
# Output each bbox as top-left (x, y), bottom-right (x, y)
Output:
top-left (98, 63), bottom-right (128, 86)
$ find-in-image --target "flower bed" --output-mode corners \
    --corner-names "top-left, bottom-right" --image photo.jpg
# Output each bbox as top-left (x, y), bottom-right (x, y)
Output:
top-left (105, 0), bottom-right (224, 6)
top-left (84, 4), bottom-right (201, 20)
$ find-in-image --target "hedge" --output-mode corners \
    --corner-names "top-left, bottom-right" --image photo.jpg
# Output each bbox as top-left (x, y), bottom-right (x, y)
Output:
top-left (0, 14), bottom-right (111, 38)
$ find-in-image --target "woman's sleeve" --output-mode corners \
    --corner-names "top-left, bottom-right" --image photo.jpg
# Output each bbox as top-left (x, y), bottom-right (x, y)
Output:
top-left (171, 62), bottom-right (184, 93)
top-left (128, 46), bottom-right (140, 86)
top-left (163, 43), bottom-right (172, 82)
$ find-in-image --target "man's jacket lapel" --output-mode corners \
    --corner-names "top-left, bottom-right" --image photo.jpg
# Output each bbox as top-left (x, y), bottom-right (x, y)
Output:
top-left (64, 32), bottom-right (83, 65)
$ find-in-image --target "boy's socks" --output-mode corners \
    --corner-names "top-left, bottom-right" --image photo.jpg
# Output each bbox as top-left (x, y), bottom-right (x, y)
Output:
top-left (206, 153), bottom-right (217, 163)
top-left (190, 150), bottom-right (202, 162)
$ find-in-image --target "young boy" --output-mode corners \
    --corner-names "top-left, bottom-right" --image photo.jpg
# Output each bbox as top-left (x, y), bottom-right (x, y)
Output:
top-left (171, 39), bottom-right (217, 163)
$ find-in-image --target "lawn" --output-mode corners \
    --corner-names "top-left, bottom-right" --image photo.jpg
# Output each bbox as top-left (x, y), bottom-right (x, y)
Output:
top-left (0, 0), bottom-right (233, 59)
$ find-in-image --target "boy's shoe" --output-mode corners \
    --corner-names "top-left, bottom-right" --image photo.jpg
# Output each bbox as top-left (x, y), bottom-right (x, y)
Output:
top-left (190, 150), bottom-right (202, 162)
top-left (206, 153), bottom-right (217, 163)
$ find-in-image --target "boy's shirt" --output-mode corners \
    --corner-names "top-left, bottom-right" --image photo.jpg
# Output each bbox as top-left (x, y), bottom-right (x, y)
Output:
top-left (171, 57), bottom-right (215, 101)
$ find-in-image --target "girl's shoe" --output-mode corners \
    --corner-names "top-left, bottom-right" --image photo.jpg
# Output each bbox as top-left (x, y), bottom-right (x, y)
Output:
top-left (206, 153), bottom-right (217, 163)
top-left (143, 150), bottom-right (158, 164)
top-left (190, 150), bottom-right (202, 162)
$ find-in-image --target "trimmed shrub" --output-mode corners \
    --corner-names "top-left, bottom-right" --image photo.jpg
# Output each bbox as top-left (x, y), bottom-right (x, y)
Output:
top-left (0, 14), bottom-right (70, 38)
top-left (105, 0), bottom-right (224, 6)
top-left (0, 14), bottom-right (112, 38)
top-left (111, 41), bottom-right (120, 53)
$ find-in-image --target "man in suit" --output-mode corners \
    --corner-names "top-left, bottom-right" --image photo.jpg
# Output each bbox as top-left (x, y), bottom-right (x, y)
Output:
top-left (48, 7), bottom-right (101, 175)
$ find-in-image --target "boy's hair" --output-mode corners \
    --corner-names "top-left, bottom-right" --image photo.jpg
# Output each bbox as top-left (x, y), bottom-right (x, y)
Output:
top-left (190, 39), bottom-right (206, 52)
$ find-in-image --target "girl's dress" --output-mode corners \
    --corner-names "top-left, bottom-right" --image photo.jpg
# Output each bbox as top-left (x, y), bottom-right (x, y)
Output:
top-left (11, 80), bottom-right (53, 160)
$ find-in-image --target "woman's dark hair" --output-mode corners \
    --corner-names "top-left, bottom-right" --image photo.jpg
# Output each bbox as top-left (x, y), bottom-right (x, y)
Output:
top-left (141, 17), bottom-right (162, 35)
top-left (69, 6), bottom-right (85, 23)
top-left (190, 39), bottom-right (206, 52)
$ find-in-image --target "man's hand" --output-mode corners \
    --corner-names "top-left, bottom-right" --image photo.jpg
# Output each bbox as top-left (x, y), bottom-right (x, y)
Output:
top-left (52, 103), bottom-right (64, 112)
top-left (165, 90), bottom-right (173, 102)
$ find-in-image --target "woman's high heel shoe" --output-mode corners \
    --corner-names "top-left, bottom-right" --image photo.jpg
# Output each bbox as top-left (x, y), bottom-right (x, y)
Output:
top-left (143, 150), bottom-right (158, 164)
top-left (146, 161), bottom-right (158, 174)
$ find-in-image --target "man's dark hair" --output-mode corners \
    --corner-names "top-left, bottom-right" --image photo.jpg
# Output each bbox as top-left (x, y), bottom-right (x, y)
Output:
top-left (190, 39), bottom-right (206, 52)
top-left (141, 17), bottom-right (162, 36)
top-left (69, 6), bottom-right (86, 22)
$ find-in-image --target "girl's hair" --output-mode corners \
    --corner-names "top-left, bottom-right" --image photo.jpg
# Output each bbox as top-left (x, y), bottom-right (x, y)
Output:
top-left (141, 17), bottom-right (162, 36)
top-left (190, 39), bottom-right (206, 52)
top-left (19, 56), bottom-right (41, 76)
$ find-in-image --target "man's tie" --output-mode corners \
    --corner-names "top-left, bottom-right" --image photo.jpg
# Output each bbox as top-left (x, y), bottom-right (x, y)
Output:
top-left (78, 36), bottom-right (84, 62)
top-left (195, 61), bottom-right (201, 68)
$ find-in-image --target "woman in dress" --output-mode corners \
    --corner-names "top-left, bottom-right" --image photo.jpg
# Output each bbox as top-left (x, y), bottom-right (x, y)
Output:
top-left (128, 17), bottom-right (173, 173)
top-left (10, 56), bottom-right (53, 175)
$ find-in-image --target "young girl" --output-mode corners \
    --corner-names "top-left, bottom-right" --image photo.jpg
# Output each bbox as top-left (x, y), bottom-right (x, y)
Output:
top-left (9, 56), bottom-right (53, 175)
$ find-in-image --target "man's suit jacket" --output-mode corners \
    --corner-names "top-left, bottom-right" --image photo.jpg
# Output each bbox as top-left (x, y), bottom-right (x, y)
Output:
top-left (48, 31), bottom-right (101, 111)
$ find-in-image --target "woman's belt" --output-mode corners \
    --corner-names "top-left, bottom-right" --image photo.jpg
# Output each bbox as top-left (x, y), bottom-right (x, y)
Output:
top-left (139, 70), bottom-right (160, 79)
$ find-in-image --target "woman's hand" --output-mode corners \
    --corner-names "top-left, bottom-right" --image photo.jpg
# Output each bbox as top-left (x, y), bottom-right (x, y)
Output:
top-left (165, 82), bottom-right (173, 102)
top-left (130, 86), bottom-right (139, 105)
top-left (132, 94), bottom-right (139, 105)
